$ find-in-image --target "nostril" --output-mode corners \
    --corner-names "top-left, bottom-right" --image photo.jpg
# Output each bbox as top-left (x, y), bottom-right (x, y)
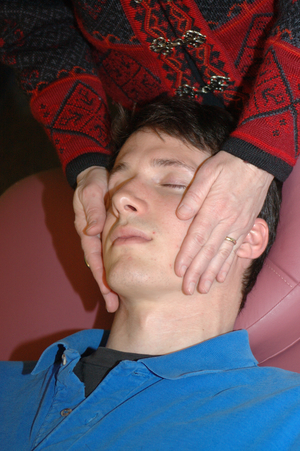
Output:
top-left (125, 204), bottom-right (137, 212)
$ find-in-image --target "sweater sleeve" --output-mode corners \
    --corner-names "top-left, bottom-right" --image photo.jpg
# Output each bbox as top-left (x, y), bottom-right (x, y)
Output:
top-left (222, 0), bottom-right (300, 182)
top-left (0, 0), bottom-right (111, 188)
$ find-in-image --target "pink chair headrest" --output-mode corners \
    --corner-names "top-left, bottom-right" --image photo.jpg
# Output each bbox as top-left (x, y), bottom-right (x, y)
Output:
top-left (235, 160), bottom-right (300, 372)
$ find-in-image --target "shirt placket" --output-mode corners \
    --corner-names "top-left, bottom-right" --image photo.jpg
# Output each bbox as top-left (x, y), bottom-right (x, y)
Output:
top-left (32, 349), bottom-right (85, 449)
top-left (32, 360), bottom-right (160, 450)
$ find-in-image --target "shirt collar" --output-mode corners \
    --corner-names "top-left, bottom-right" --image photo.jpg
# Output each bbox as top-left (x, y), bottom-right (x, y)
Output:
top-left (31, 329), bottom-right (256, 378)
top-left (32, 329), bottom-right (107, 374)
top-left (138, 330), bottom-right (257, 379)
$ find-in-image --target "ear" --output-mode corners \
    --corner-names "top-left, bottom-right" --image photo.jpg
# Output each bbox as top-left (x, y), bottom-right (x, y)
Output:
top-left (236, 218), bottom-right (269, 260)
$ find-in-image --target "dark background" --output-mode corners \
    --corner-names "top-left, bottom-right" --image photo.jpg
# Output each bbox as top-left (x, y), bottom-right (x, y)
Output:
top-left (0, 64), bottom-right (60, 196)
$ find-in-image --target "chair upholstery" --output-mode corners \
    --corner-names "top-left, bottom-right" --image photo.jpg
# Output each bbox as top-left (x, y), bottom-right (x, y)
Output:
top-left (0, 169), bottom-right (112, 361)
top-left (234, 158), bottom-right (300, 373)
top-left (0, 163), bottom-right (300, 369)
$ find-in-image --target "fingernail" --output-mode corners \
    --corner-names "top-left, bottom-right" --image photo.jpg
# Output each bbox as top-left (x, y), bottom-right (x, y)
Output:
top-left (179, 265), bottom-right (187, 277)
top-left (177, 204), bottom-right (193, 216)
top-left (202, 281), bottom-right (211, 293)
top-left (218, 272), bottom-right (226, 282)
top-left (86, 220), bottom-right (97, 231)
top-left (187, 282), bottom-right (195, 295)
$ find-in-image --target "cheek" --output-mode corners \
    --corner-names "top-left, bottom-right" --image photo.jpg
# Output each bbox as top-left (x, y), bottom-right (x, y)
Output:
top-left (158, 219), bottom-right (191, 276)
top-left (161, 212), bottom-right (192, 252)
top-left (173, 223), bottom-right (191, 250)
top-left (102, 214), bottom-right (115, 252)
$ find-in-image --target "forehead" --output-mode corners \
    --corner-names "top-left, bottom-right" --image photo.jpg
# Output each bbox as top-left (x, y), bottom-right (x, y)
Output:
top-left (112, 129), bottom-right (209, 171)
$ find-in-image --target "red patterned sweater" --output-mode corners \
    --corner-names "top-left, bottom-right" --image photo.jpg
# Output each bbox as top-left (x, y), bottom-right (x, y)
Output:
top-left (1, 0), bottom-right (299, 187)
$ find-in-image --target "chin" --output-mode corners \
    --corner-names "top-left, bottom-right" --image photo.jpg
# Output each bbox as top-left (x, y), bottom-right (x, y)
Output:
top-left (106, 259), bottom-right (174, 296)
top-left (106, 261), bottom-right (152, 290)
top-left (108, 274), bottom-right (185, 305)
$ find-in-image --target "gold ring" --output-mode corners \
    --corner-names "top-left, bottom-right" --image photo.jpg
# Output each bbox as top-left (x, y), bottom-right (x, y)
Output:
top-left (84, 256), bottom-right (90, 268)
top-left (225, 236), bottom-right (237, 245)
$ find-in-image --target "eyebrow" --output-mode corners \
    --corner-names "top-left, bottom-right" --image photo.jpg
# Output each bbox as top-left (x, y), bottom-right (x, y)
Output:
top-left (110, 162), bottom-right (128, 176)
top-left (151, 158), bottom-right (197, 172)
top-left (110, 158), bottom-right (197, 176)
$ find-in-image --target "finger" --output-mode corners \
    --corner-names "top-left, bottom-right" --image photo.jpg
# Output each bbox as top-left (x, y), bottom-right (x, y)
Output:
top-left (181, 233), bottom-right (233, 295)
top-left (102, 291), bottom-right (119, 313)
top-left (85, 220), bottom-right (104, 236)
top-left (82, 234), bottom-right (120, 312)
top-left (90, 261), bottom-right (119, 313)
top-left (175, 210), bottom-right (220, 277)
top-left (79, 185), bottom-right (107, 229)
top-left (216, 247), bottom-right (237, 284)
top-left (197, 239), bottom-right (237, 293)
top-left (74, 203), bottom-right (106, 243)
top-left (179, 220), bottom-right (240, 293)
top-left (81, 233), bottom-right (103, 283)
top-left (176, 160), bottom-right (219, 220)
top-left (97, 277), bottom-right (119, 313)
top-left (75, 217), bottom-right (103, 244)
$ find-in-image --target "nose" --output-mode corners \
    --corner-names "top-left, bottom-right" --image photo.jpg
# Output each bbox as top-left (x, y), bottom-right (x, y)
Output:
top-left (110, 179), bottom-right (147, 217)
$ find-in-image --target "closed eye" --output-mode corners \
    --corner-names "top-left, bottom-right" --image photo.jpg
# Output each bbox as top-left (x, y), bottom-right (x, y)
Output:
top-left (162, 184), bottom-right (187, 189)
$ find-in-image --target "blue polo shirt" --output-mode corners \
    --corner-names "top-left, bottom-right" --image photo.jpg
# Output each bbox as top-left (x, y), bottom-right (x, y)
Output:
top-left (1, 329), bottom-right (300, 450)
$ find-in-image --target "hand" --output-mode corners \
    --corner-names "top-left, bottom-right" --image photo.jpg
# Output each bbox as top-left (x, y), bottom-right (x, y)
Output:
top-left (175, 151), bottom-right (274, 294)
top-left (74, 166), bottom-right (119, 312)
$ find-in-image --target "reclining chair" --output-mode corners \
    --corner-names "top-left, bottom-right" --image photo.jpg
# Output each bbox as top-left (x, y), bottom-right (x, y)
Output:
top-left (0, 163), bottom-right (300, 370)
top-left (0, 169), bottom-right (112, 360)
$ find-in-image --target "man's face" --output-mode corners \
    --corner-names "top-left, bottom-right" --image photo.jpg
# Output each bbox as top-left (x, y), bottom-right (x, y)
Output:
top-left (102, 129), bottom-right (210, 298)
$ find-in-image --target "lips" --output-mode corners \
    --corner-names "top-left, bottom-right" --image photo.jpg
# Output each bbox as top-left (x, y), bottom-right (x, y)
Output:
top-left (110, 226), bottom-right (152, 246)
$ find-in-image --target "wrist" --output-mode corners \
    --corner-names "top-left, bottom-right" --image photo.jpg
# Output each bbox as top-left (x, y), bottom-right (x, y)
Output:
top-left (243, 160), bottom-right (274, 183)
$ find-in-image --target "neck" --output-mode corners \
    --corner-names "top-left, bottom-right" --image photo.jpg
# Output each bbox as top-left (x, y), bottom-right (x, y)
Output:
top-left (106, 281), bottom-right (241, 355)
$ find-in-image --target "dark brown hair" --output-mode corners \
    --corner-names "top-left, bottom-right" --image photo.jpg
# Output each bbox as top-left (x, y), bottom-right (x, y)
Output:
top-left (109, 96), bottom-right (282, 308)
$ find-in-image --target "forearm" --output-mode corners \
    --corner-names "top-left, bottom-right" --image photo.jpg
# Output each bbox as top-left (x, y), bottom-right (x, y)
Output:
top-left (0, 0), bottom-right (111, 187)
top-left (223, 0), bottom-right (300, 182)
top-left (0, 0), bottom-right (95, 95)
top-left (30, 75), bottom-right (111, 188)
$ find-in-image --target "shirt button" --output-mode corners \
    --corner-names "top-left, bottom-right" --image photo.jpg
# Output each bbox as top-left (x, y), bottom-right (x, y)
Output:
top-left (62, 353), bottom-right (67, 365)
top-left (61, 408), bottom-right (72, 417)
